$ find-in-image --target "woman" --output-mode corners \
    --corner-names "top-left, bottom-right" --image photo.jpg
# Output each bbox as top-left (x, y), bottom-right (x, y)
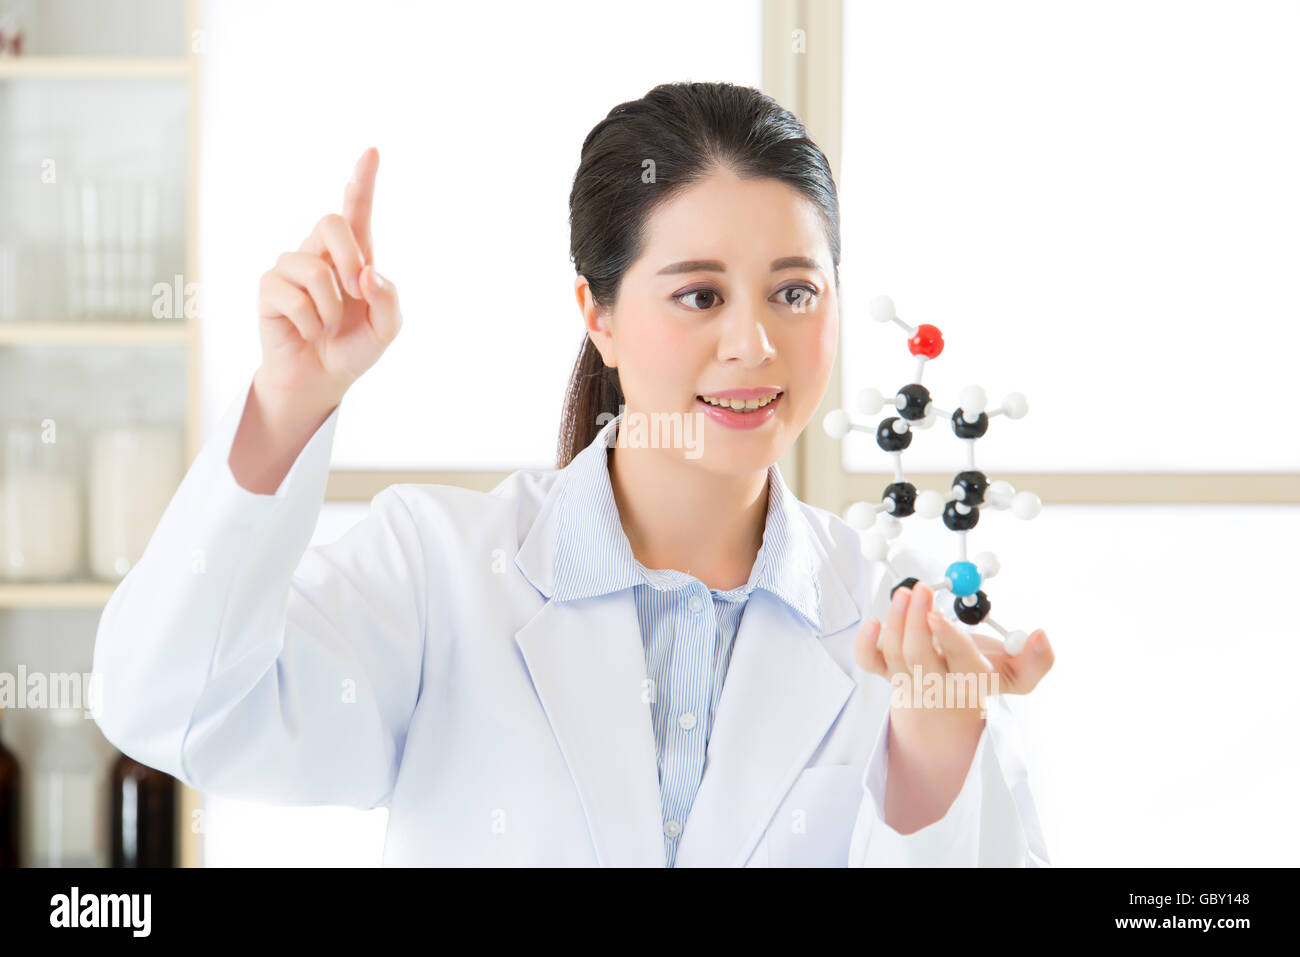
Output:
top-left (92, 81), bottom-right (1054, 867)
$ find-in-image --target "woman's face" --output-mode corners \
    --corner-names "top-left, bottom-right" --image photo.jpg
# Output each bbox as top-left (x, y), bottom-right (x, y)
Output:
top-left (580, 168), bottom-right (839, 476)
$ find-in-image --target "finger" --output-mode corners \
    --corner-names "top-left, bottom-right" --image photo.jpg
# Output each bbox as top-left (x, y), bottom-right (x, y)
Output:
top-left (968, 632), bottom-right (1006, 657)
top-left (359, 264), bottom-right (402, 343)
top-left (877, 585), bottom-right (910, 678)
top-left (927, 609), bottom-right (994, 681)
top-left (301, 213), bottom-right (365, 298)
top-left (902, 582), bottom-right (944, 674)
top-left (274, 252), bottom-right (344, 334)
top-left (342, 147), bottom-right (379, 262)
top-left (1001, 629), bottom-right (1054, 694)
top-left (854, 618), bottom-right (885, 676)
top-left (259, 270), bottom-right (323, 342)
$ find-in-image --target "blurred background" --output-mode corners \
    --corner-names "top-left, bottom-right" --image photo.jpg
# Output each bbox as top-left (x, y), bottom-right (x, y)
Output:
top-left (0, 0), bottom-right (1295, 867)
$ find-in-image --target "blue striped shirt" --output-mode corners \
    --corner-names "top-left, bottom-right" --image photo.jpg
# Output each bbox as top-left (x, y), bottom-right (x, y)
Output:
top-left (549, 411), bottom-right (822, 867)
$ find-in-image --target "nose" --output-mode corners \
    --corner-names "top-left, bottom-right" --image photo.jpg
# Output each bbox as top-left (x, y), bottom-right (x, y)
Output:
top-left (715, 302), bottom-right (776, 366)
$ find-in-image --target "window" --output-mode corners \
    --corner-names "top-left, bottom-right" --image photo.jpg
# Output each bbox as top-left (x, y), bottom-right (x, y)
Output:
top-left (836, 1), bottom-right (1300, 865)
top-left (840, 0), bottom-right (1300, 474)
top-left (198, 0), bottom-right (763, 472)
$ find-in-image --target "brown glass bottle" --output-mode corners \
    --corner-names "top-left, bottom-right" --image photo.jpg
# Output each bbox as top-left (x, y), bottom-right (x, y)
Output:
top-left (0, 708), bottom-right (19, 868)
top-left (109, 751), bottom-right (176, 867)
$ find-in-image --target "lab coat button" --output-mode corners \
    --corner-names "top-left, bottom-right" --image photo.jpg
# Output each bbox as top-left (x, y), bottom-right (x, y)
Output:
top-left (688, 594), bottom-right (704, 613)
top-left (664, 820), bottom-right (682, 838)
top-left (678, 711), bottom-right (696, 730)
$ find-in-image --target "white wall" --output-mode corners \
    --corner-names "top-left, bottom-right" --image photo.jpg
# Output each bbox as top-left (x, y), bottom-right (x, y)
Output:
top-left (841, 0), bottom-right (1300, 472)
top-left (198, 0), bottom-right (763, 472)
top-left (839, 0), bottom-right (1300, 865)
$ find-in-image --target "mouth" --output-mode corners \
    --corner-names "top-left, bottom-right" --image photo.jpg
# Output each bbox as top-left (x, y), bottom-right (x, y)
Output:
top-left (695, 390), bottom-right (783, 411)
top-left (694, 390), bottom-right (784, 429)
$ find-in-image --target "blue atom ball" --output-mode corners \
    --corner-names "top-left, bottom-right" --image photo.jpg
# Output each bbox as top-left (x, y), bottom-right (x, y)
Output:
top-left (945, 561), bottom-right (982, 597)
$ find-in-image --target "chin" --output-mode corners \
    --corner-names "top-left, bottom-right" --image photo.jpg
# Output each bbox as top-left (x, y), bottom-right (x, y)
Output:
top-left (695, 434), bottom-right (786, 474)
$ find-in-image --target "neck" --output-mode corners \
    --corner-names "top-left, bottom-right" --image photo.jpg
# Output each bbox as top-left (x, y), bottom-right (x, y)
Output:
top-left (606, 426), bottom-right (771, 592)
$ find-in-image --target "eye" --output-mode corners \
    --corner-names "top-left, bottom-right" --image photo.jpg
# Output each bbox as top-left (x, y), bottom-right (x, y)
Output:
top-left (776, 284), bottom-right (818, 310)
top-left (673, 287), bottom-right (723, 311)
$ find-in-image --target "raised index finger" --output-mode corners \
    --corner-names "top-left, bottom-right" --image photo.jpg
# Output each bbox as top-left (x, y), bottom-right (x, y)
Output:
top-left (343, 147), bottom-right (379, 261)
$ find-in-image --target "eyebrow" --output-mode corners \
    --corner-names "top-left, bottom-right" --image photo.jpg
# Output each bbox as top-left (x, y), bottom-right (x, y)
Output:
top-left (656, 256), bottom-right (822, 276)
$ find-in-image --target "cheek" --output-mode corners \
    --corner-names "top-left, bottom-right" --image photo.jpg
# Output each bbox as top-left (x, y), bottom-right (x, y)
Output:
top-left (789, 313), bottom-right (838, 386)
top-left (816, 309), bottom-right (839, 365)
top-left (618, 311), bottom-right (695, 393)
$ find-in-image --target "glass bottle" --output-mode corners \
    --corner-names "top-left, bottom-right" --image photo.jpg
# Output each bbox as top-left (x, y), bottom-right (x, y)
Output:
top-left (87, 393), bottom-right (183, 582)
top-left (109, 751), bottom-right (176, 867)
top-left (0, 396), bottom-right (85, 582)
top-left (30, 706), bottom-right (105, 868)
top-left (0, 707), bottom-right (20, 867)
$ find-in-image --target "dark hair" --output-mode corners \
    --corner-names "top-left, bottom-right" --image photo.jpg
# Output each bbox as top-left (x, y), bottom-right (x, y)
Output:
top-left (556, 80), bottom-right (842, 468)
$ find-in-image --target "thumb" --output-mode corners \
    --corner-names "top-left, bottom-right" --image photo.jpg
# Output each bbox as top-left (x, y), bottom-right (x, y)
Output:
top-left (360, 264), bottom-right (401, 343)
top-left (1009, 629), bottom-right (1054, 693)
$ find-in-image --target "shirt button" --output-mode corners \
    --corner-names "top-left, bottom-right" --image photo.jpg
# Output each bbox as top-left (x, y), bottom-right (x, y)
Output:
top-left (664, 820), bottom-right (682, 838)
top-left (688, 594), bottom-right (704, 613)
top-left (678, 711), bottom-right (696, 731)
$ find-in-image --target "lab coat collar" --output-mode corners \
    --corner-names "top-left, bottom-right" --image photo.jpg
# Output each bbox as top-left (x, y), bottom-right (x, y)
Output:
top-left (512, 411), bottom-right (864, 866)
top-left (515, 410), bottom-right (859, 636)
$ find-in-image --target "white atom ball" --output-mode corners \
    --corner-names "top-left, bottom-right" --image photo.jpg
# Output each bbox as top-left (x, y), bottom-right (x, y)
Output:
top-left (875, 514), bottom-right (904, 540)
top-left (1012, 490), bottom-right (1042, 520)
top-left (844, 500), bottom-right (876, 530)
top-left (869, 295), bottom-right (896, 323)
top-left (856, 387), bottom-right (885, 415)
top-left (1005, 630), bottom-right (1029, 656)
top-left (823, 408), bottom-right (851, 439)
top-left (959, 385), bottom-right (987, 416)
top-left (915, 489), bottom-right (945, 519)
top-left (860, 531), bottom-right (889, 562)
top-left (986, 480), bottom-right (1016, 509)
top-left (1001, 392), bottom-right (1029, 419)
top-left (974, 551), bottom-right (1000, 578)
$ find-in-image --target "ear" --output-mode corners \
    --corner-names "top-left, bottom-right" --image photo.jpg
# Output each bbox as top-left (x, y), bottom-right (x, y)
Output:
top-left (574, 274), bottom-right (617, 368)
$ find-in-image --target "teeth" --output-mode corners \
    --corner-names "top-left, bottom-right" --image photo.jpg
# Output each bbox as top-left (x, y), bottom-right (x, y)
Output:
top-left (699, 392), bottom-right (781, 410)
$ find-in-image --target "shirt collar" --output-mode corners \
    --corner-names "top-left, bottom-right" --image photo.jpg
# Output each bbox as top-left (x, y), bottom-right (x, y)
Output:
top-left (545, 411), bottom-right (824, 632)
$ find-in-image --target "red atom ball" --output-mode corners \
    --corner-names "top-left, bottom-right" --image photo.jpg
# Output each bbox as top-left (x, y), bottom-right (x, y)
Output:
top-left (908, 324), bottom-right (944, 359)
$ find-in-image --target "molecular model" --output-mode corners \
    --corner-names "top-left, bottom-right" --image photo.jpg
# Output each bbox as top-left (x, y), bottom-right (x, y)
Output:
top-left (822, 295), bottom-right (1041, 656)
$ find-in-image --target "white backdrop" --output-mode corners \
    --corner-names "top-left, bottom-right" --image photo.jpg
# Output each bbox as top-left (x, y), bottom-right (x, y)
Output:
top-left (841, 0), bottom-right (1300, 473)
top-left (197, 0), bottom-right (762, 471)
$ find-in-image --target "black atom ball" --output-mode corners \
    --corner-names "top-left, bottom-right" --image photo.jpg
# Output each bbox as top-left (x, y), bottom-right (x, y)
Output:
top-left (875, 416), bottom-right (913, 453)
top-left (882, 481), bottom-right (917, 517)
top-left (890, 577), bottom-right (919, 600)
top-left (951, 409), bottom-right (989, 439)
top-left (954, 589), bottom-right (991, 625)
top-left (942, 500), bottom-right (980, 532)
top-left (896, 384), bottom-right (931, 421)
top-left (952, 470), bottom-right (989, 507)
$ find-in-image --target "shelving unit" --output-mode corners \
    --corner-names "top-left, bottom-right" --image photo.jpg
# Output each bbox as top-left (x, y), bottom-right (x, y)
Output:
top-left (0, 583), bottom-right (117, 609)
top-left (0, 0), bottom-right (201, 867)
top-left (0, 321), bottom-right (188, 345)
top-left (0, 57), bottom-right (188, 78)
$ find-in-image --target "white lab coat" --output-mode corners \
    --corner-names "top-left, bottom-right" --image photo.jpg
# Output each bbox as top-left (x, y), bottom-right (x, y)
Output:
top-left (91, 371), bottom-right (1051, 867)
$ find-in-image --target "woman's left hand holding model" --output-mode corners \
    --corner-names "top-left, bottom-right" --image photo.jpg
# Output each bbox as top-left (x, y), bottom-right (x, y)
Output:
top-left (855, 582), bottom-right (1055, 833)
